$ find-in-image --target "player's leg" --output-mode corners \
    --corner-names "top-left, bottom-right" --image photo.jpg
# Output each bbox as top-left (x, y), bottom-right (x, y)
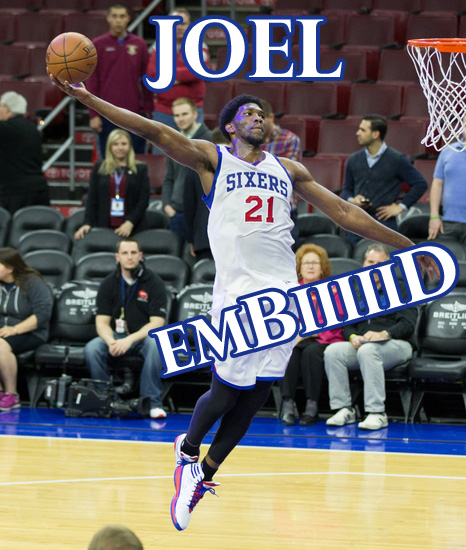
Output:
top-left (177, 375), bottom-right (242, 462)
top-left (205, 379), bottom-right (274, 470)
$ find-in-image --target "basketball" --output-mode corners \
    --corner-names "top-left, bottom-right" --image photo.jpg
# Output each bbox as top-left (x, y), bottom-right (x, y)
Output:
top-left (46, 32), bottom-right (97, 84)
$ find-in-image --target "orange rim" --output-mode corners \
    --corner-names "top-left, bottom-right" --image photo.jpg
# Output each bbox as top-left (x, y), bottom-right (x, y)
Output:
top-left (408, 38), bottom-right (466, 53)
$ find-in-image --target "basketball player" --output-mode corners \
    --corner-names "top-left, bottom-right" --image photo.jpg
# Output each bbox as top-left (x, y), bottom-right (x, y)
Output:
top-left (49, 75), bottom-right (438, 531)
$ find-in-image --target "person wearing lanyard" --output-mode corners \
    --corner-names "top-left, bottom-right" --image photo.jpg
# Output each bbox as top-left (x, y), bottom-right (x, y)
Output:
top-left (84, 237), bottom-right (168, 419)
top-left (74, 128), bottom-right (150, 240)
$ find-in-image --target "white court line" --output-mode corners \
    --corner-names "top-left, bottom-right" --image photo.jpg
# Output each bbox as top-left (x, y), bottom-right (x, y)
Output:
top-left (1, 470), bottom-right (466, 487)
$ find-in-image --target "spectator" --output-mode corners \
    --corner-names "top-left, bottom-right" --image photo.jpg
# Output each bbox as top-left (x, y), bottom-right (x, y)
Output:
top-left (260, 98), bottom-right (301, 240)
top-left (0, 91), bottom-right (50, 214)
top-left (162, 98), bottom-right (212, 240)
top-left (260, 98), bottom-right (301, 162)
top-left (324, 243), bottom-right (417, 431)
top-left (0, 248), bottom-right (53, 411)
top-left (341, 114), bottom-right (427, 245)
top-left (183, 127), bottom-right (229, 261)
top-left (74, 129), bottom-right (149, 240)
top-left (84, 238), bottom-right (168, 419)
top-left (280, 244), bottom-right (344, 426)
top-left (146, 7), bottom-right (210, 154)
top-left (88, 524), bottom-right (143, 550)
top-left (86, 3), bottom-right (152, 157)
top-left (428, 120), bottom-right (466, 243)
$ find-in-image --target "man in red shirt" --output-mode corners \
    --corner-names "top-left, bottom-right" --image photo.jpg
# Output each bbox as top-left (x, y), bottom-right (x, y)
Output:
top-left (86, 4), bottom-right (153, 157)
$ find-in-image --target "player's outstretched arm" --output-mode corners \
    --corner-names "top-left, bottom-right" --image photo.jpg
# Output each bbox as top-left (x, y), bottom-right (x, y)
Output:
top-left (287, 159), bottom-right (439, 279)
top-left (49, 75), bottom-right (216, 172)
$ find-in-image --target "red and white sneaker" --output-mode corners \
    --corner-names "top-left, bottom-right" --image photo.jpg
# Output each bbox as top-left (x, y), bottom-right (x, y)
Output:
top-left (171, 462), bottom-right (219, 531)
top-left (0, 392), bottom-right (20, 411)
top-left (174, 433), bottom-right (199, 467)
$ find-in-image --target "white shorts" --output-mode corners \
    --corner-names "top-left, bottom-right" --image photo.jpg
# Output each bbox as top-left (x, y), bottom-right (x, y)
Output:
top-left (210, 285), bottom-right (298, 389)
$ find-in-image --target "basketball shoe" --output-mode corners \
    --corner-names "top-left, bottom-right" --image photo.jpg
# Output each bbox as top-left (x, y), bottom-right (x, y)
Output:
top-left (171, 462), bottom-right (219, 531)
top-left (174, 433), bottom-right (199, 467)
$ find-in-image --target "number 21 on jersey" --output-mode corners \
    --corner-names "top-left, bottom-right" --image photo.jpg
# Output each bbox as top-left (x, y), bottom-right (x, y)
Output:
top-left (245, 195), bottom-right (274, 223)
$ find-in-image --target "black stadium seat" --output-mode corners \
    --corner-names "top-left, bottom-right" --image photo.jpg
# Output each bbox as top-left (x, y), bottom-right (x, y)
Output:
top-left (8, 206), bottom-right (64, 249)
top-left (18, 229), bottom-right (71, 255)
top-left (32, 279), bottom-right (100, 406)
top-left (23, 250), bottom-right (74, 290)
top-left (144, 254), bottom-right (190, 295)
top-left (73, 252), bottom-right (116, 282)
top-left (71, 228), bottom-right (121, 261)
top-left (409, 290), bottom-right (466, 421)
top-left (190, 258), bottom-right (216, 285)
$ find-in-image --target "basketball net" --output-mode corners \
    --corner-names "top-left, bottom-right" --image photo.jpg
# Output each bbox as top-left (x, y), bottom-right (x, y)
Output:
top-left (407, 39), bottom-right (466, 152)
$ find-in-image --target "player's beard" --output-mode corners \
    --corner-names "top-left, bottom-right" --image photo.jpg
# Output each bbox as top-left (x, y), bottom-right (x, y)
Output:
top-left (246, 131), bottom-right (264, 147)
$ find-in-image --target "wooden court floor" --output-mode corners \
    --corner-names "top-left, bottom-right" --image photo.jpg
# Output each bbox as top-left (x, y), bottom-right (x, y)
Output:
top-left (1, 434), bottom-right (466, 549)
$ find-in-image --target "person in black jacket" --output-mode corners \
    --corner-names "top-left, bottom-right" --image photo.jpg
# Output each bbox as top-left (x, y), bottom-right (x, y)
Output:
top-left (183, 127), bottom-right (229, 261)
top-left (324, 243), bottom-right (417, 431)
top-left (162, 98), bottom-right (212, 240)
top-left (341, 114), bottom-right (427, 245)
top-left (0, 91), bottom-right (50, 214)
top-left (74, 128), bottom-right (149, 239)
top-left (0, 247), bottom-right (53, 411)
top-left (84, 238), bottom-right (168, 419)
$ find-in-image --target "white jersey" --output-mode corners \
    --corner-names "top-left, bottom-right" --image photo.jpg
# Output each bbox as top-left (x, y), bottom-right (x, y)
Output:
top-left (204, 145), bottom-right (298, 316)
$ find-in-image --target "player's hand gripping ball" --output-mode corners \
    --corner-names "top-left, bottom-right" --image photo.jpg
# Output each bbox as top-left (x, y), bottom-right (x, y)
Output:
top-left (46, 32), bottom-right (97, 84)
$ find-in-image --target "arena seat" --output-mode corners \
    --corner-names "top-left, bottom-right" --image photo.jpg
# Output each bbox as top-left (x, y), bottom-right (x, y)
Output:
top-left (422, 0), bottom-right (464, 12)
top-left (63, 209), bottom-right (85, 239)
top-left (298, 233), bottom-right (352, 257)
top-left (300, 156), bottom-right (345, 194)
top-left (73, 252), bottom-right (116, 282)
top-left (285, 82), bottom-right (339, 117)
top-left (401, 83), bottom-right (429, 120)
top-left (23, 250), bottom-right (74, 291)
top-left (0, 45), bottom-right (31, 78)
top-left (409, 289), bottom-right (466, 422)
top-left (296, 214), bottom-right (338, 242)
top-left (329, 257), bottom-right (361, 277)
top-left (32, 279), bottom-right (100, 406)
top-left (71, 228), bottom-right (120, 262)
top-left (348, 82), bottom-right (403, 118)
top-left (145, 254), bottom-right (190, 295)
top-left (135, 154), bottom-right (166, 194)
top-left (377, 49), bottom-right (421, 83)
top-left (371, 0), bottom-right (422, 10)
top-left (345, 14), bottom-right (396, 47)
top-left (190, 258), bottom-right (216, 285)
top-left (317, 119), bottom-right (358, 157)
top-left (134, 229), bottom-right (183, 257)
top-left (8, 206), bottom-right (64, 249)
top-left (18, 229), bottom-right (71, 255)
top-left (63, 11), bottom-right (109, 39)
top-left (406, 13), bottom-right (458, 41)
top-left (15, 11), bottom-right (64, 46)
top-left (385, 119), bottom-right (428, 159)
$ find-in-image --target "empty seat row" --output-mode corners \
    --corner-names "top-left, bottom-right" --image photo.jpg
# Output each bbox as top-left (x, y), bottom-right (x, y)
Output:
top-left (0, 205), bottom-right (172, 250)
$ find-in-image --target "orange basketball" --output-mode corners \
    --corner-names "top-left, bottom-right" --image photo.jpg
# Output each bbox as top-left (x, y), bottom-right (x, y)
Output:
top-left (46, 32), bottom-right (97, 84)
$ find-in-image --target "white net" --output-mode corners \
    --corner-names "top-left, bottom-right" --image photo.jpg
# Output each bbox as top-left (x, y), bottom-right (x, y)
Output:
top-left (407, 40), bottom-right (466, 152)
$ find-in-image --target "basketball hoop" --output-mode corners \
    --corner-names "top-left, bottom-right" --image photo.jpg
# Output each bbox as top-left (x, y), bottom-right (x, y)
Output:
top-left (407, 38), bottom-right (466, 152)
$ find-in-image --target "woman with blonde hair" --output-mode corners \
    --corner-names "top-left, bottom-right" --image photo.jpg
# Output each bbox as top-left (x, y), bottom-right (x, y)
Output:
top-left (74, 128), bottom-right (150, 239)
top-left (280, 243), bottom-right (344, 425)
